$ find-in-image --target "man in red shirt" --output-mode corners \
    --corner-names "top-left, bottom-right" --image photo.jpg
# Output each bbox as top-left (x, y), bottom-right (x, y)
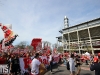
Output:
top-left (0, 56), bottom-right (6, 64)
top-left (0, 53), bottom-right (6, 64)
top-left (23, 53), bottom-right (31, 74)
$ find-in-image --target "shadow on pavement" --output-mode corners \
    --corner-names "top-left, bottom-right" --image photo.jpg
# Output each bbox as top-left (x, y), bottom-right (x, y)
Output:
top-left (47, 63), bottom-right (60, 71)
top-left (52, 70), bottom-right (64, 74)
top-left (82, 73), bottom-right (92, 75)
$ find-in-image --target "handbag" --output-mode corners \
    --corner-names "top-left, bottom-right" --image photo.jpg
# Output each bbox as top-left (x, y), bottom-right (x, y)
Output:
top-left (39, 64), bottom-right (47, 75)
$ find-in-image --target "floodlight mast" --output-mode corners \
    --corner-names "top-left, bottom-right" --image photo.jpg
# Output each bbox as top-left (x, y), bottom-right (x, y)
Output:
top-left (64, 16), bottom-right (69, 28)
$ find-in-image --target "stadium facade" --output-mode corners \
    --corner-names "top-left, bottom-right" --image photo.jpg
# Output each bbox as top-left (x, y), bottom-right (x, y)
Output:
top-left (56, 17), bottom-right (100, 54)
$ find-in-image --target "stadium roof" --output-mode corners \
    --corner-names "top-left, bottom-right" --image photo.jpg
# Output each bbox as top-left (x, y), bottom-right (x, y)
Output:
top-left (62, 17), bottom-right (100, 41)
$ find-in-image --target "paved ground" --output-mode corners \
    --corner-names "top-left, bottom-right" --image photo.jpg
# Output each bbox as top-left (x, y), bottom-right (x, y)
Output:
top-left (44, 64), bottom-right (95, 75)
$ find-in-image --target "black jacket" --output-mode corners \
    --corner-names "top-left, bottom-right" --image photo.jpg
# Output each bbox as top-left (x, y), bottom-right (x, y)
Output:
top-left (90, 62), bottom-right (100, 75)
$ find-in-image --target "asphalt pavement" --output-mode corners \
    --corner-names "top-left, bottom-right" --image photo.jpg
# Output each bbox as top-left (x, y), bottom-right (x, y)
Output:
top-left (44, 63), bottom-right (95, 75)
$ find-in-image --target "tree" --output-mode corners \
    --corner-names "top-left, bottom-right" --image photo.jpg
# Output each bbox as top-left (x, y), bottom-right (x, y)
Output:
top-left (53, 43), bottom-right (63, 53)
top-left (15, 41), bottom-right (27, 49)
top-left (26, 45), bottom-right (33, 50)
top-left (42, 41), bottom-right (51, 48)
top-left (57, 46), bottom-right (63, 53)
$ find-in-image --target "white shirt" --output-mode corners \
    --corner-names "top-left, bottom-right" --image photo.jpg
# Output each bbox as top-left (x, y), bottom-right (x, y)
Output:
top-left (49, 55), bottom-right (52, 62)
top-left (31, 56), bottom-right (34, 60)
top-left (19, 57), bottom-right (25, 73)
top-left (31, 58), bottom-right (41, 75)
top-left (68, 58), bottom-right (75, 72)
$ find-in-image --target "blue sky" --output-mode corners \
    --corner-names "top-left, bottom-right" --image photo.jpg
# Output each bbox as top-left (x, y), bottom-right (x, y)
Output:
top-left (0, 0), bottom-right (100, 45)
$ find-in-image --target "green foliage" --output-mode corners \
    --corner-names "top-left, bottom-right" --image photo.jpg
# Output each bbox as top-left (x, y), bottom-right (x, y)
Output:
top-left (14, 41), bottom-right (27, 49)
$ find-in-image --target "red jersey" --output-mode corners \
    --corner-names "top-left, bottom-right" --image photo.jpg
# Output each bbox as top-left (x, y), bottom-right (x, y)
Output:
top-left (23, 57), bottom-right (31, 69)
top-left (0, 57), bottom-right (6, 64)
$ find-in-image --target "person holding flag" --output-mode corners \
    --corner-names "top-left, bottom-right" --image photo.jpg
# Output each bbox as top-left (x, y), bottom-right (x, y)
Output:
top-left (0, 23), bottom-right (18, 50)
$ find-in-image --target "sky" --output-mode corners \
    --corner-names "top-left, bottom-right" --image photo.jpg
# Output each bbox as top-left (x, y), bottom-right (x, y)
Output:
top-left (0, 0), bottom-right (100, 46)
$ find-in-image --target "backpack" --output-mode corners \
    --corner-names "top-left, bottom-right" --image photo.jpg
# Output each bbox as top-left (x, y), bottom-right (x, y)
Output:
top-left (66, 61), bottom-right (70, 70)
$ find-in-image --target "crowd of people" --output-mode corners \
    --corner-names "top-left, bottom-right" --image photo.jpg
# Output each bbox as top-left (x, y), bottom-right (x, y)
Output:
top-left (0, 52), bottom-right (33, 75)
top-left (62, 52), bottom-right (100, 75)
top-left (0, 51), bottom-right (61, 75)
top-left (0, 51), bottom-right (100, 75)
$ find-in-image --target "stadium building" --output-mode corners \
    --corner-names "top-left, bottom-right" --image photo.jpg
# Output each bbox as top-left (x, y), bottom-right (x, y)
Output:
top-left (56, 17), bottom-right (100, 54)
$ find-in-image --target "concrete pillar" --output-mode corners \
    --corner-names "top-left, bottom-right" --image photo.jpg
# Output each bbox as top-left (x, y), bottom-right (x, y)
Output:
top-left (68, 33), bottom-right (71, 53)
top-left (62, 34), bottom-right (64, 53)
top-left (77, 30), bottom-right (81, 54)
top-left (57, 38), bottom-right (58, 49)
top-left (88, 27), bottom-right (94, 55)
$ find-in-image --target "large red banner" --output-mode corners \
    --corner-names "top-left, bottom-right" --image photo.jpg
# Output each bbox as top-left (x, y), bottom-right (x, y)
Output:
top-left (31, 38), bottom-right (42, 51)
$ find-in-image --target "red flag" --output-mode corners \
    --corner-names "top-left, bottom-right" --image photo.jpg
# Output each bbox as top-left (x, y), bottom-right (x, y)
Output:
top-left (31, 38), bottom-right (42, 51)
